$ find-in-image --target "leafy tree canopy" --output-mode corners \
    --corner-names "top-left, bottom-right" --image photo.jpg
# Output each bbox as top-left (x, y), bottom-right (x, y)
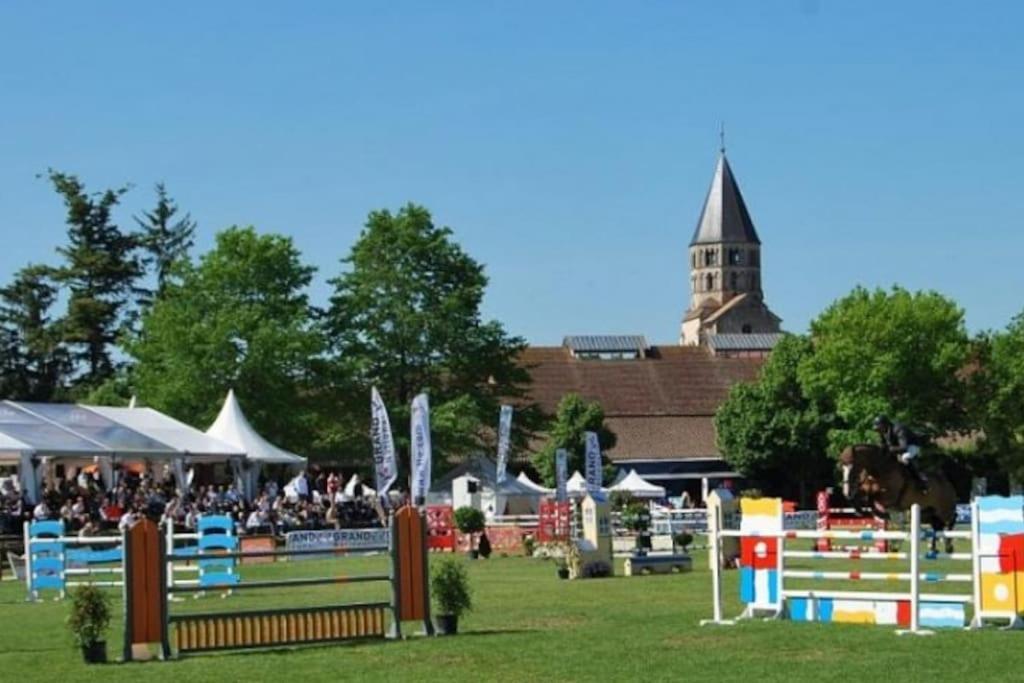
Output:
top-left (797, 286), bottom-right (971, 453)
top-left (973, 311), bottom-right (1024, 482)
top-left (325, 204), bottom-right (540, 471)
top-left (128, 227), bottom-right (325, 451)
top-left (715, 334), bottom-right (833, 505)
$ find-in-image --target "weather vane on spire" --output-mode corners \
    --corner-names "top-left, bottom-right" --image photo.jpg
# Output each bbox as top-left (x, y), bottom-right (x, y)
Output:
top-left (719, 122), bottom-right (726, 155)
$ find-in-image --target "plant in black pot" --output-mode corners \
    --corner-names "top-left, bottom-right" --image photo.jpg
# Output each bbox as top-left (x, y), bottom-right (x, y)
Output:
top-left (621, 501), bottom-right (652, 556)
top-left (454, 506), bottom-right (486, 559)
top-left (67, 584), bottom-right (111, 664)
top-left (431, 557), bottom-right (472, 635)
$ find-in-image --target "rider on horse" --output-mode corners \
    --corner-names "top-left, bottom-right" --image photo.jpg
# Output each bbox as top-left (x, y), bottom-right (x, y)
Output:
top-left (872, 415), bottom-right (927, 491)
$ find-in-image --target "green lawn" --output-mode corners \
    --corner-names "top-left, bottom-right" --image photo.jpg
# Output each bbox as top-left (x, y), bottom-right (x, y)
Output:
top-left (2, 549), bottom-right (1023, 682)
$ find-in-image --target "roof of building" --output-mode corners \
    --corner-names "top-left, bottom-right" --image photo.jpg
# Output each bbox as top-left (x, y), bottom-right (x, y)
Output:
top-left (518, 345), bottom-right (763, 461)
top-left (690, 153), bottom-right (761, 246)
top-left (562, 335), bottom-right (648, 354)
top-left (705, 333), bottom-right (785, 352)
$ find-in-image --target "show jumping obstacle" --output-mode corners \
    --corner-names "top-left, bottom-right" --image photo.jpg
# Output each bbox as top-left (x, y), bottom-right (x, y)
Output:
top-left (815, 489), bottom-right (888, 553)
top-left (703, 495), bottom-right (1024, 634)
top-left (123, 505), bottom-right (432, 660)
top-left (23, 516), bottom-right (237, 600)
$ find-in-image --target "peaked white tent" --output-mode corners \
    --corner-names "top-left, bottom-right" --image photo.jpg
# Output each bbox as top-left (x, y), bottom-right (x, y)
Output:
top-left (565, 470), bottom-right (609, 499)
top-left (206, 390), bottom-right (306, 499)
top-left (609, 469), bottom-right (667, 499)
top-left (516, 471), bottom-right (553, 495)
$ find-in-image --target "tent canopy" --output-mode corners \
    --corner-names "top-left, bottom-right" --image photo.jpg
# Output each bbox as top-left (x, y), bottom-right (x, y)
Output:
top-left (566, 470), bottom-right (610, 498)
top-left (609, 469), bottom-right (667, 499)
top-left (516, 471), bottom-right (553, 495)
top-left (0, 400), bottom-right (240, 461)
top-left (206, 390), bottom-right (306, 466)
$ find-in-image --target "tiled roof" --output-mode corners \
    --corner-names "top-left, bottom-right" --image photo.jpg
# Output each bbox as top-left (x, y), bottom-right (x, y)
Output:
top-left (518, 344), bottom-right (764, 461)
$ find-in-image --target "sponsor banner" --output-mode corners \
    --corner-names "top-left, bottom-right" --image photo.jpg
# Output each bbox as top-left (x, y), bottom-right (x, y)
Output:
top-left (584, 431), bottom-right (601, 494)
top-left (371, 387), bottom-right (398, 499)
top-left (284, 528), bottom-right (391, 559)
top-left (496, 405), bottom-right (513, 484)
top-left (411, 393), bottom-right (431, 503)
top-left (555, 448), bottom-right (568, 503)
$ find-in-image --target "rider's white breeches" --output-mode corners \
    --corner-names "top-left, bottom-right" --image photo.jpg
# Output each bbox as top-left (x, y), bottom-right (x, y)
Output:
top-left (899, 444), bottom-right (921, 464)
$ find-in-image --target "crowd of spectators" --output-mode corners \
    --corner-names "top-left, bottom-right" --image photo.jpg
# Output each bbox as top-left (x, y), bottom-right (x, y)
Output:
top-left (0, 466), bottom-right (383, 538)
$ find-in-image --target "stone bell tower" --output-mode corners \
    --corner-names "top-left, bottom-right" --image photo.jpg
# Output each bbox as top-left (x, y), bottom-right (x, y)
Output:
top-left (680, 147), bottom-right (781, 346)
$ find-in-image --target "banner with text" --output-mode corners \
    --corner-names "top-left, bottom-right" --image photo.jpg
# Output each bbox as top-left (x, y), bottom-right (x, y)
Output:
top-left (371, 387), bottom-right (398, 501)
top-left (555, 448), bottom-right (568, 502)
top-left (411, 393), bottom-right (431, 504)
top-left (584, 431), bottom-right (602, 496)
top-left (285, 528), bottom-right (391, 559)
top-left (496, 405), bottom-right (513, 484)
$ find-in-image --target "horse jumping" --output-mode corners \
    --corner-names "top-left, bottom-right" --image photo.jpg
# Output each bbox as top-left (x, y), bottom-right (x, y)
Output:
top-left (839, 444), bottom-right (958, 554)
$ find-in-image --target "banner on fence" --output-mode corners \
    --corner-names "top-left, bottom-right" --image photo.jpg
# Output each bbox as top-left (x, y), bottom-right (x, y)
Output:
top-left (371, 387), bottom-right (397, 500)
top-left (284, 528), bottom-right (391, 559)
top-left (496, 405), bottom-right (513, 484)
top-left (584, 431), bottom-right (601, 495)
top-left (411, 393), bottom-right (431, 503)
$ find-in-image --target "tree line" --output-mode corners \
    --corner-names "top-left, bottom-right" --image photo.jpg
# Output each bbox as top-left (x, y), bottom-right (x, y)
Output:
top-left (0, 172), bottom-right (543, 472)
top-left (715, 287), bottom-right (1024, 504)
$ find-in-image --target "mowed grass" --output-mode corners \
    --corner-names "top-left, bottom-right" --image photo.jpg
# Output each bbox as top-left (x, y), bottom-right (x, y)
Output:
top-left (2, 547), bottom-right (1024, 682)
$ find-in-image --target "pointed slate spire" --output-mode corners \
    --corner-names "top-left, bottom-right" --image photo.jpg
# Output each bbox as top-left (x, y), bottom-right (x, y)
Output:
top-left (689, 153), bottom-right (761, 246)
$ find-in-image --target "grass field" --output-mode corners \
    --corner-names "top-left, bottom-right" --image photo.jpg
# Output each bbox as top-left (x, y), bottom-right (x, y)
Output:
top-left (2, 547), bottom-right (1024, 682)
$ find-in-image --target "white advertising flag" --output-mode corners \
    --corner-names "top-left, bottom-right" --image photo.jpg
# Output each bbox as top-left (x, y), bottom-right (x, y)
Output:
top-left (410, 393), bottom-right (431, 504)
top-left (370, 388), bottom-right (398, 502)
top-left (495, 405), bottom-right (513, 485)
top-left (584, 431), bottom-right (602, 495)
top-left (555, 448), bottom-right (568, 503)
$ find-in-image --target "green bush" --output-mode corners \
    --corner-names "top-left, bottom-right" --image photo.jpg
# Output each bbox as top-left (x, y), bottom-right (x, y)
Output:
top-left (66, 584), bottom-right (111, 647)
top-left (673, 532), bottom-right (694, 550)
top-left (454, 506), bottom-right (486, 534)
top-left (620, 501), bottom-right (651, 532)
top-left (431, 557), bottom-right (473, 618)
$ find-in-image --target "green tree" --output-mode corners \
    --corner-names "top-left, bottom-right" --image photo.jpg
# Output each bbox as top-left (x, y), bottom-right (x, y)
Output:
top-left (532, 393), bottom-right (616, 487)
top-left (798, 286), bottom-right (971, 453)
top-left (715, 335), bottom-right (833, 505)
top-left (128, 227), bottom-right (325, 450)
top-left (135, 182), bottom-right (196, 301)
top-left (974, 313), bottom-right (1024, 483)
top-left (49, 171), bottom-right (140, 391)
top-left (324, 204), bottom-right (541, 472)
top-left (0, 265), bottom-right (70, 400)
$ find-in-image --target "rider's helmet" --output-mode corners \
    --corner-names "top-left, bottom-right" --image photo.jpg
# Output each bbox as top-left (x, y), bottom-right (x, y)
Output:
top-left (872, 415), bottom-right (891, 430)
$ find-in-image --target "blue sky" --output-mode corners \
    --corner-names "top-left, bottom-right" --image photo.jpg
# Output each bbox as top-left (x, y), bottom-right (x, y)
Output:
top-left (1, 1), bottom-right (1022, 345)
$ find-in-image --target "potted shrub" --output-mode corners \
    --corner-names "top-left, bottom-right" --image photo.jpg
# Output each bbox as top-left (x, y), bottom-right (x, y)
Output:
top-left (67, 584), bottom-right (111, 663)
top-left (454, 506), bottom-right (486, 559)
top-left (431, 557), bottom-right (472, 635)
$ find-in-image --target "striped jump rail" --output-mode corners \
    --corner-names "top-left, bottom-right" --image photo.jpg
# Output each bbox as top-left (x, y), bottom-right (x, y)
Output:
top-left (783, 570), bottom-right (974, 583)
top-left (171, 602), bottom-right (390, 653)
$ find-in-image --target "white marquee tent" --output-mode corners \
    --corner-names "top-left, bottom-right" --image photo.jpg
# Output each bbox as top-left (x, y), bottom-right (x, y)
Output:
top-left (516, 471), bottom-right (553, 495)
top-left (206, 390), bottom-right (307, 498)
top-left (565, 470), bottom-right (610, 499)
top-left (609, 469), bottom-right (667, 499)
top-left (0, 400), bottom-right (243, 503)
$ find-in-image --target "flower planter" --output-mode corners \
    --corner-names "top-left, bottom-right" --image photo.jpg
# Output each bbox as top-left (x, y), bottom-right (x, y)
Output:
top-left (81, 640), bottom-right (107, 664)
top-left (434, 614), bottom-right (459, 635)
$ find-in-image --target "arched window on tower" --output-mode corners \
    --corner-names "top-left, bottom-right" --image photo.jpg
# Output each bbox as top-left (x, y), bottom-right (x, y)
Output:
top-left (705, 273), bottom-right (713, 291)
top-left (730, 272), bottom-right (738, 290)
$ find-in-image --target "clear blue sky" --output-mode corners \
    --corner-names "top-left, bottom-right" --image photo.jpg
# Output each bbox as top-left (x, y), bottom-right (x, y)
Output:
top-left (2, 1), bottom-right (1022, 345)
